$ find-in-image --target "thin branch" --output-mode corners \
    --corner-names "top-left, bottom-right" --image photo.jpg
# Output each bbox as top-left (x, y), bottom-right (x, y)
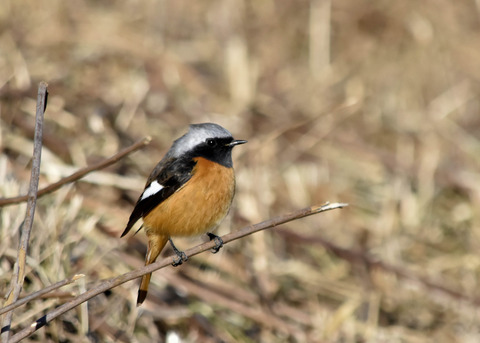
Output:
top-left (1, 82), bottom-right (48, 343)
top-left (279, 229), bottom-right (480, 306)
top-left (8, 202), bottom-right (348, 342)
top-left (168, 272), bottom-right (301, 335)
top-left (0, 137), bottom-right (152, 207)
top-left (0, 275), bottom-right (84, 316)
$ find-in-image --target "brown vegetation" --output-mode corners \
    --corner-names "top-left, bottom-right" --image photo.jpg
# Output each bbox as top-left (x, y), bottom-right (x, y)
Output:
top-left (2, 0), bottom-right (480, 342)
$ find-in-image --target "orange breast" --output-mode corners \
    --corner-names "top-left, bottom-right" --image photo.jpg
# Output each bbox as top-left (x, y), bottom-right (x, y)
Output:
top-left (143, 157), bottom-right (235, 237)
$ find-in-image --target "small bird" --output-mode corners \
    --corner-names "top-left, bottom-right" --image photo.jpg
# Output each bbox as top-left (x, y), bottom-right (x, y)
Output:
top-left (122, 123), bottom-right (246, 305)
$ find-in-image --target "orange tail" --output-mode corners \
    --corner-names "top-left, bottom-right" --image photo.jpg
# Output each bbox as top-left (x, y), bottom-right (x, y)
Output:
top-left (137, 234), bottom-right (168, 305)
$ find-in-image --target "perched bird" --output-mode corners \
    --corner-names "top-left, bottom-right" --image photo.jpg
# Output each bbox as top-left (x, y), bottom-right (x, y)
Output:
top-left (122, 123), bottom-right (247, 305)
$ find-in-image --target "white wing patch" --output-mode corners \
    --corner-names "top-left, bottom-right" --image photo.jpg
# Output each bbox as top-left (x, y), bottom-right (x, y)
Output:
top-left (140, 180), bottom-right (164, 200)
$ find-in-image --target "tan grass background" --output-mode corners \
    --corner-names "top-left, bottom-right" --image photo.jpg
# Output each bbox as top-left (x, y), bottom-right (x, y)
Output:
top-left (2, 0), bottom-right (480, 342)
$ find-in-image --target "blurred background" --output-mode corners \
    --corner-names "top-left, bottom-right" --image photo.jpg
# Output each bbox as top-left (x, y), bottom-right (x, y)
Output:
top-left (1, 0), bottom-right (480, 342)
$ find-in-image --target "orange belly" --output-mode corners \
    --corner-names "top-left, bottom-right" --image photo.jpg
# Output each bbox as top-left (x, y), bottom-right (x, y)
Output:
top-left (143, 157), bottom-right (235, 237)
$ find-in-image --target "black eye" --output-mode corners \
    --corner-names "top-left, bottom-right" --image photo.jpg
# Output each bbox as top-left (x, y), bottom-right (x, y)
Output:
top-left (206, 139), bottom-right (216, 147)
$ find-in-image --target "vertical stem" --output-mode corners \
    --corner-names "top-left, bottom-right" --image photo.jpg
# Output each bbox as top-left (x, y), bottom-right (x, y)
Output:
top-left (309, 0), bottom-right (331, 78)
top-left (1, 81), bottom-right (48, 342)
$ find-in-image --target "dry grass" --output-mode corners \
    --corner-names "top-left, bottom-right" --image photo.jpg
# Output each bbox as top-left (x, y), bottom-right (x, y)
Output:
top-left (2, 0), bottom-right (480, 342)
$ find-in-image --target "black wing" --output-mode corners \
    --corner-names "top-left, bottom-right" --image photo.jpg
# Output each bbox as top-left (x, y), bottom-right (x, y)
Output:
top-left (121, 156), bottom-right (196, 237)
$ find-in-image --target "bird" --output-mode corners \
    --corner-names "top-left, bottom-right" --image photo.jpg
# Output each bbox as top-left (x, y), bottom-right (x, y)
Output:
top-left (121, 123), bottom-right (247, 305)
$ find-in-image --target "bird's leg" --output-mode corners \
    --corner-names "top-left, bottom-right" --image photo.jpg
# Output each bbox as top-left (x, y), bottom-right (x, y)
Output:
top-left (207, 232), bottom-right (223, 254)
top-left (169, 238), bottom-right (188, 266)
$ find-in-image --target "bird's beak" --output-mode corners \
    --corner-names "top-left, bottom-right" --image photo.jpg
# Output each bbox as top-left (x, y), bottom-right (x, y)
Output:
top-left (227, 139), bottom-right (247, 147)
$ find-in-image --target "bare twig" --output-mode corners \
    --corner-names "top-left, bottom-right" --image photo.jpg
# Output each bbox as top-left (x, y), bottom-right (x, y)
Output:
top-left (0, 275), bottom-right (84, 316)
top-left (1, 82), bottom-right (48, 343)
top-left (8, 202), bottom-right (348, 342)
top-left (168, 272), bottom-right (302, 336)
top-left (0, 136), bottom-right (152, 207)
top-left (279, 229), bottom-right (480, 306)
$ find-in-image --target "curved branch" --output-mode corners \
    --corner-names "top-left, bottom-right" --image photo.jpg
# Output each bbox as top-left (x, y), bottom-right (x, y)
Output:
top-left (8, 202), bottom-right (348, 342)
top-left (0, 136), bottom-right (152, 207)
top-left (0, 274), bottom-right (84, 316)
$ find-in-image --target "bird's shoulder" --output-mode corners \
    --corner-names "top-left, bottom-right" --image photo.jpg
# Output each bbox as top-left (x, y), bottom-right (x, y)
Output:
top-left (146, 155), bottom-right (195, 188)
top-left (121, 155), bottom-right (197, 237)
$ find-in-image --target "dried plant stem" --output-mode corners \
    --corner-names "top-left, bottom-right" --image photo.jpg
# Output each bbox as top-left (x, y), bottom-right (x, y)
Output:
top-left (0, 275), bottom-right (84, 316)
top-left (8, 202), bottom-right (348, 342)
top-left (309, 0), bottom-right (331, 77)
top-left (1, 82), bottom-right (48, 343)
top-left (280, 229), bottom-right (480, 306)
top-left (0, 137), bottom-right (152, 207)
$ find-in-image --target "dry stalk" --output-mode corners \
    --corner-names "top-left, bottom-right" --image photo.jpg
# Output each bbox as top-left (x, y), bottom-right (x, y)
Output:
top-left (279, 229), bottom-right (480, 306)
top-left (0, 137), bottom-right (151, 207)
top-left (0, 275), bottom-right (84, 316)
top-left (7, 202), bottom-right (348, 342)
top-left (0, 84), bottom-right (151, 341)
top-left (1, 82), bottom-right (48, 343)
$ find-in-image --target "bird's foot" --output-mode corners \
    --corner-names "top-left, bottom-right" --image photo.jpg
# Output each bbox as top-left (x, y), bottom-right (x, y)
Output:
top-left (172, 251), bottom-right (188, 266)
top-left (207, 232), bottom-right (223, 254)
top-left (169, 238), bottom-right (188, 266)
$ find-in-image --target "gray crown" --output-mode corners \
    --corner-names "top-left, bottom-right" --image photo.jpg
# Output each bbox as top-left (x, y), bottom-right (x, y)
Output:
top-left (168, 123), bottom-right (233, 158)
